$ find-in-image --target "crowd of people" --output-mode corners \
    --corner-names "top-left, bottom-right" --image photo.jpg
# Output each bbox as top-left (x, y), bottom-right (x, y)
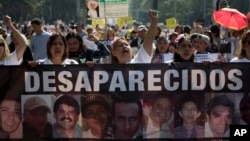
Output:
top-left (1, 8), bottom-right (250, 140)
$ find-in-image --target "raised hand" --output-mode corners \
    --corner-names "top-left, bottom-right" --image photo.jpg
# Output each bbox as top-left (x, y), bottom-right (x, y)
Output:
top-left (4, 15), bottom-right (12, 27)
top-left (148, 9), bottom-right (159, 23)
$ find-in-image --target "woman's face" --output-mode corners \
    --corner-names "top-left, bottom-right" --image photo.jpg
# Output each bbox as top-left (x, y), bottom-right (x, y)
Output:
top-left (151, 97), bottom-right (173, 125)
top-left (67, 37), bottom-right (80, 53)
top-left (171, 35), bottom-right (177, 43)
top-left (156, 39), bottom-right (169, 53)
top-left (207, 105), bottom-right (233, 137)
top-left (179, 101), bottom-right (200, 124)
top-left (177, 40), bottom-right (195, 60)
top-left (195, 39), bottom-right (207, 53)
top-left (84, 104), bottom-right (109, 137)
top-left (50, 36), bottom-right (65, 59)
top-left (112, 39), bottom-right (133, 64)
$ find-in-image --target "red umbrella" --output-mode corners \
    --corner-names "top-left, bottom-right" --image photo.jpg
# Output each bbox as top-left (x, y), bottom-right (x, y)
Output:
top-left (213, 7), bottom-right (248, 30)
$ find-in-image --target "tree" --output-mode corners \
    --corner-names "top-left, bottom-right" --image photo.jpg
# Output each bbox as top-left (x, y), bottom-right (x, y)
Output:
top-left (0, 0), bottom-right (36, 22)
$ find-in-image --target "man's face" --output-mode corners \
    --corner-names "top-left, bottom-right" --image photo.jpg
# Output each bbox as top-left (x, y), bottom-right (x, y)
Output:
top-left (179, 101), bottom-right (200, 124)
top-left (54, 104), bottom-right (78, 130)
top-left (0, 100), bottom-right (21, 133)
top-left (112, 102), bottom-right (141, 139)
top-left (151, 97), bottom-right (173, 124)
top-left (83, 104), bottom-right (110, 136)
top-left (208, 105), bottom-right (232, 137)
top-left (31, 24), bottom-right (42, 33)
top-left (24, 107), bottom-right (49, 132)
top-left (138, 29), bottom-right (147, 39)
top-left (67, 38), bottom-right (80, 53)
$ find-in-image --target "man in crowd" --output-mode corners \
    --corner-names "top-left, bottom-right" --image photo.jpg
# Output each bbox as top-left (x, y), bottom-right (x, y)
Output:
top-left (30, 17), bottom-right (51, 60)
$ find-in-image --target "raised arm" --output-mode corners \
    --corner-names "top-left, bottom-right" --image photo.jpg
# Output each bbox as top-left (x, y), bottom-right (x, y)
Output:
top-left (143, 9), bottom-right (159, 55)
top-left (88, 33), bottom-right (110, 57)
top-left (4, 16), bottom-right (27, 61)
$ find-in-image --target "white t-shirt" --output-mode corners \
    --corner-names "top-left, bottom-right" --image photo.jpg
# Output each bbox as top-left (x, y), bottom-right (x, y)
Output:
top-left (129, 46), bottom-right (153, 63)
top-left (37, 58), bottom-right (78, 64)
top-left (230, 57), bottom-right (250, 62)
top-left (0, 50), bottom-right (22, 65)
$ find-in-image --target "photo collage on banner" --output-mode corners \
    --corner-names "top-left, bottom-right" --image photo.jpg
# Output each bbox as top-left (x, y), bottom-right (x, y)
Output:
top-left (1, 63), bottom-right (250, 140)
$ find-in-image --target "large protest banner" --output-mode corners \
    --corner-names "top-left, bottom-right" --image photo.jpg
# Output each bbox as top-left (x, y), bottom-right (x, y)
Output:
top-left (0, 63), bottom-right (250, 140)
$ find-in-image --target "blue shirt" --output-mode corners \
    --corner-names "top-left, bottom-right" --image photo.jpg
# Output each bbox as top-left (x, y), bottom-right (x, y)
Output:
top-left (30, 31), bottom-right (51, 60)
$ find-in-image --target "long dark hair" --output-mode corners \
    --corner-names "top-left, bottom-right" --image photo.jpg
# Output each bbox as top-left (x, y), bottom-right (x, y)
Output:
top-left (173, 34), bottom-right (194, 62)
top-left (47, 33), bottom-right (68, 60)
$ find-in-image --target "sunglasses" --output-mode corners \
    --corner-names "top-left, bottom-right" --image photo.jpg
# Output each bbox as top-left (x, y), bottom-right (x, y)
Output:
top-left (0, 43), bottom-right (5, 47)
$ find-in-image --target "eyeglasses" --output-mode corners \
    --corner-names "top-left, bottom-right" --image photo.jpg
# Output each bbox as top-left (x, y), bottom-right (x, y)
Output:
top-left (0, 43), bottom-right (4, 47)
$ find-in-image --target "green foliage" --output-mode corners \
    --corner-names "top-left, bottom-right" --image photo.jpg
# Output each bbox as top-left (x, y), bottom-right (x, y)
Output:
top-left (0, 0), bottom-right (249, 26)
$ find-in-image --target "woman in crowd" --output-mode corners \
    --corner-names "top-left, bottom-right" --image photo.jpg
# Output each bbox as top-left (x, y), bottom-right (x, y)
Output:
top-left (110, 9), bottom-right (158, 64)
top-left (152, 37), bottom-right (172, 63)
top-left (204, 30), bottom-right (219, 53)
top-left (194, 34), bottom-right (210, 54)
top-left (154, 37), bottom-right (169, 54)
top-left (230, 29), bottom-right (250, 62)
top-left (168, 32), bottom-right (178, 54)
top-left (168, 34), bottom-right (195, 64)
top-left (205, 95), bottom-right (234, 137)
top-left (8, 32), bottom-right (33, 65)
top-left (36, 33), bottom-right (78, 64)
top-left (174, 25), bottom-right (183, 35)
top-left (0, 16), bottom-right (27, 65)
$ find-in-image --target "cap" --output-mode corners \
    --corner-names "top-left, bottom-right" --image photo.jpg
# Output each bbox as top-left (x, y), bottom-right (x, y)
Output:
top-left (85, 25), bottom-right (93, 30)
top-left (138, 25), bottom-right (148, 31)
top-left (197, 34), bottom-right (210, 44)
top-left (133, 21), bottom-right (140, 26)
top-left (24, 96), bottom-right (51, 113)
top-left (190, 33), bottom-right (199, 41)
top-left (81, 95), bottom-right (110, 114)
